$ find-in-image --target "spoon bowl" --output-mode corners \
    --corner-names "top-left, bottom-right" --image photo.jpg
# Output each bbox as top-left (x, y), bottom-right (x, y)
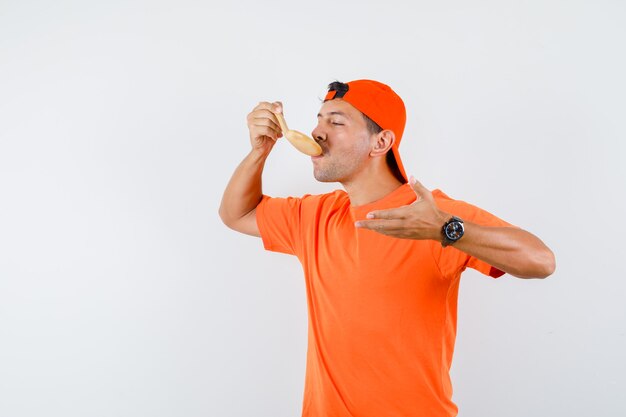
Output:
top-left (284, 130), bottom-right (323, 156)
top-left (274, 111), bottom-right (322, 156)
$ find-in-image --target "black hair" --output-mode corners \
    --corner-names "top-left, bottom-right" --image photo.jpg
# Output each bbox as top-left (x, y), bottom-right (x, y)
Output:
top-left (326, 81), bottom-right (349, 99)
top-left (326, 80), bottom-right (405, 183)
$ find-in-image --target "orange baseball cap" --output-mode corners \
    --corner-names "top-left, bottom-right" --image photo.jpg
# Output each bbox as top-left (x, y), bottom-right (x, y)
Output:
top-left (324, 79), bottom-right (407, 182)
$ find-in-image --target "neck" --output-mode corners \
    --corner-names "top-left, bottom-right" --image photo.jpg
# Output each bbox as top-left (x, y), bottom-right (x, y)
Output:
top-left (342, 165), bottom-right (404, 206)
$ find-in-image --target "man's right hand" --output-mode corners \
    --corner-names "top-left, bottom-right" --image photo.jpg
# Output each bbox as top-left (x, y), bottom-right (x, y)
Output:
top-left (246, 101), bottom-right (284, 157)
top-left (219, 101), bottom-right (284, 237)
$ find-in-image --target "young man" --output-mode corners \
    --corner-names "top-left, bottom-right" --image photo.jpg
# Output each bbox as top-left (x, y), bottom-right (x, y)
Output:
top-left (219, 79), bottom-right (555, 417)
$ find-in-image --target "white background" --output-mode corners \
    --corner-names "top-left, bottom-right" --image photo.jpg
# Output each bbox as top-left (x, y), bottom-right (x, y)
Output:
top-left (1, 1), bottom-right (625, 416)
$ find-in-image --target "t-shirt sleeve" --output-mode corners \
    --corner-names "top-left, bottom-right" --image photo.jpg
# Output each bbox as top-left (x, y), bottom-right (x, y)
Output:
top-left (431, 191), bottom-right (515, 280)
top-left (255, 195), bottom-right (303, 256)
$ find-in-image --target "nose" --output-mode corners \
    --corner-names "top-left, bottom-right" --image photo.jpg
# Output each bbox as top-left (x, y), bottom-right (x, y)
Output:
top-left (311, 123), bottom-right (327, 143)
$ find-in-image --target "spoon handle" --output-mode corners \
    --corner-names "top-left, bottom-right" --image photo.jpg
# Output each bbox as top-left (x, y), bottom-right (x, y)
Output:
top-left (274, 111), bottom-right (290, 134)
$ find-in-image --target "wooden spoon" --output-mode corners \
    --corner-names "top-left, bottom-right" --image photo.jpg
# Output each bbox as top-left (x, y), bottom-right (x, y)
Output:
top-left (274, 111), bottom-right (322, 156)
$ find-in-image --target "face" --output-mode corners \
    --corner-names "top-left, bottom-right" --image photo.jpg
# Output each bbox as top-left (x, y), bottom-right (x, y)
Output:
top-left (310, 99), bottom-right (374, 183)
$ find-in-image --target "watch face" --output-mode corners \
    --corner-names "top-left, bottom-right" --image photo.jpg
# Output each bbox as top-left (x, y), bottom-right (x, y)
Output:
top-left (445, 221), bottom-right (464, 240)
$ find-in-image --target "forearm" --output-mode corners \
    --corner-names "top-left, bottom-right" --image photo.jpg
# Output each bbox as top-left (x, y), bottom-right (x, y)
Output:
top-left (219, 149), bottom-right (268, 232)
top-left (451, 221), bottom-right (556, 279)
top-left (354, 178), bottom-right (556, 279)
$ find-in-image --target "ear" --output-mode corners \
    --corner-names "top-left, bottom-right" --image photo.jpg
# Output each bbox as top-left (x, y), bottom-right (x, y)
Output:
top-left (370, 130), bottom-right (396, 158)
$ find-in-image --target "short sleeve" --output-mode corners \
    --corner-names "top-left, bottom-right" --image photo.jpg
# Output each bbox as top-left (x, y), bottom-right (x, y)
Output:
top-left (256, 195), bottom-right (303, 256)
top-left (431, 190), bottom-right (515, 280)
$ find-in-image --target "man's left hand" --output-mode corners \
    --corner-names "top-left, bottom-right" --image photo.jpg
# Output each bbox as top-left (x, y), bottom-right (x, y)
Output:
top-left (355, 177), bottom-right (450, 241)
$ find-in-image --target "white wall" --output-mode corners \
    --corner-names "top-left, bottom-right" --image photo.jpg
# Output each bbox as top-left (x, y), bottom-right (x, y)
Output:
top-left (1, 1), bottom-right (624, 416)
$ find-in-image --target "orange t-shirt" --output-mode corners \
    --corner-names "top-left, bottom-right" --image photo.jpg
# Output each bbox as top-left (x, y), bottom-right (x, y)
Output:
top-left (256, 184), bottom-right (511, 417)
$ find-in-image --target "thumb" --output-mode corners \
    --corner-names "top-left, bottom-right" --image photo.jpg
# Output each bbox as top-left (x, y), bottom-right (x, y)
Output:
top-left (409, 175), bottom-right (432, 202)
top-left (273, 101), bottom-right (283, 114)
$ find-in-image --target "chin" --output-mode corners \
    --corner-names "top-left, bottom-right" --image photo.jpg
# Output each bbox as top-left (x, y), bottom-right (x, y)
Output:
top-left (313, 170), bottom-right (338, 183)
top-left (313, 173), bottom-right (332, 183)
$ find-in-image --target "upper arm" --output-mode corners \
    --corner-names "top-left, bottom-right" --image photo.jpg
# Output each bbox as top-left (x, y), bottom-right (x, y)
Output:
top-left (222, 207), bottom-right (261, 237)
top-left (432, 192), bottom-right (514, 279)
top-left (221, 194), bottom-right (306, 256)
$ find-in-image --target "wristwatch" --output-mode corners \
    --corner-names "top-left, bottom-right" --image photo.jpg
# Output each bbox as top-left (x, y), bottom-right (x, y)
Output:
top-left (441, 216), bottom-right (464, 247)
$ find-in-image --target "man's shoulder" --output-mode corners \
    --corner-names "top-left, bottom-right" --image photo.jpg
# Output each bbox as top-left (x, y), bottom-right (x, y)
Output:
top-left (300, 189), bottom-right (350, 211)
top-left (261, 189), bottom-right (349, 210)
top-left (293, 188), bottom-right (348, 203)
top-left (431, 188), bottom-right (509, 226)
top-left (431, 188), bottom-right (452, 201)
top-left (431, 188), bottom-right (480, 213)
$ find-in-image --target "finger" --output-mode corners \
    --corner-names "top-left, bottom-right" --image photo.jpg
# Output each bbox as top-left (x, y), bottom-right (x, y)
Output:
top-left (355, 219), bottom-right (406, 232)
top-left (365, 205), bottom-right (411, 220)
top-left (249, 108), bottom-right (281, 120)
top-left (248, 109), bottom-right (283, 137)
top-left (253, 125), bottom-right (281, 140)
top-left (253, 101), bottom-right (284, 118)
top-left (409, 175), bottom-right (432, 202)
top-left (250, 115), bottom-right (281, 133)
top-left (253, 101), bottom-right (280, 112)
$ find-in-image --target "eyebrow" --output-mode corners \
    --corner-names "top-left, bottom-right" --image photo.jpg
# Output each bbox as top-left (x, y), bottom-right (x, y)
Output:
top-left (317, 111), bottom-right (350, 119)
